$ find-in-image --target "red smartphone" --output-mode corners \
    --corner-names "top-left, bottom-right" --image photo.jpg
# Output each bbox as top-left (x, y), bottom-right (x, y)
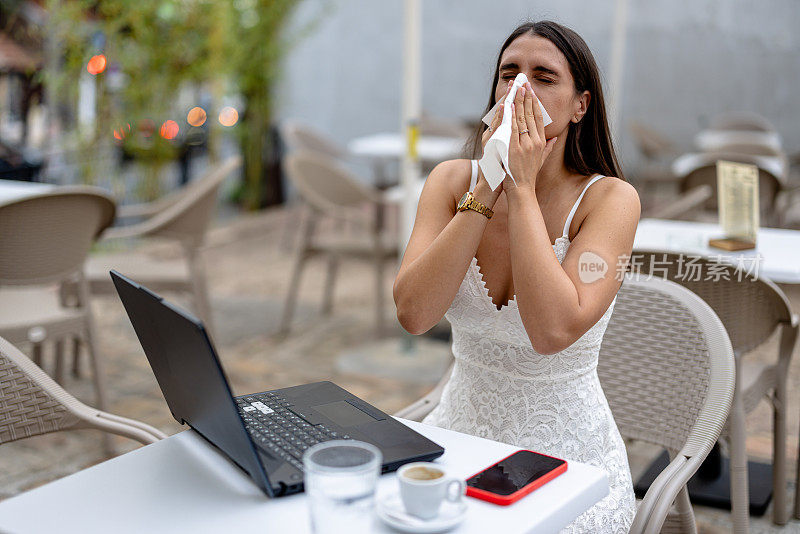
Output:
top-left (465, 449), bottom-right (568, 506)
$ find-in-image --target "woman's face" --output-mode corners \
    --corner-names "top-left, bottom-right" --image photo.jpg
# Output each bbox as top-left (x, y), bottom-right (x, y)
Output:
top-left (494, 34), bottom-right (589, 140)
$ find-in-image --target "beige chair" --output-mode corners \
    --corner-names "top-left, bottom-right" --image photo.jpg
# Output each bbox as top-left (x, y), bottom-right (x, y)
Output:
top-left (632, 250), bottom-right (798, 527)
top-left (279, 151), bottom-right (398, 336)
top-left (279, 120), bottom-right (349, 161)
top-left (0, 335), bottom-right (165, 447)
top-left (84, 157), bottom-right (242, 337)
top-left (0, 188), bottom-right (116, 415)
top-left (630, 121), bottom-right (679, 163)
top-left (670, 152), bottom-right (785, 226)
top-left (709, 112), bottom-right (776, 133)
top-left (395, 275), bottom-right (736, 533)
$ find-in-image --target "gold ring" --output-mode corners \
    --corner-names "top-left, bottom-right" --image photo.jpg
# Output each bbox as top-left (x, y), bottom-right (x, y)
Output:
top-left (520, 129), bottom-right (529, 135)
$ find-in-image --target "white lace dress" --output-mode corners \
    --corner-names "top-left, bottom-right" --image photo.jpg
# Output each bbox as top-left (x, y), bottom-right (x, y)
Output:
top-left (422, 161), bottom-right (636, 533)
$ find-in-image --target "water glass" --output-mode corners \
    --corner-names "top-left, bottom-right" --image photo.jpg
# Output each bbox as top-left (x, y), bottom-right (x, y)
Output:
top-left (303, 440), bottom-right (382, 534)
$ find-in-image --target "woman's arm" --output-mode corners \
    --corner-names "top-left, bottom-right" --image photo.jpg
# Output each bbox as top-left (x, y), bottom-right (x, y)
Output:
top-left (507, 180), bottom-right (640, 354)
top-left (502, 79), bottom-right (640, 354)
top-left (393, 160), bottom-right (500, 335)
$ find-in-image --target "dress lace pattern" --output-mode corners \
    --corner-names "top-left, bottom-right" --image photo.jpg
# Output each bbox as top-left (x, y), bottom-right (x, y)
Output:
top-left (423, 236), bottom-right (637, 533)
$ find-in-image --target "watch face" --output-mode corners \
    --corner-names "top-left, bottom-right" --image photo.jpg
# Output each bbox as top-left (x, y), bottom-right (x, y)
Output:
top-left (458, 192), bottom-right (470, 209)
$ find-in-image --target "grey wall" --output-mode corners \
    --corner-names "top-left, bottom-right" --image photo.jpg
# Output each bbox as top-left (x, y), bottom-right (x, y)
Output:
top-left (274, 0), bottom-right (800, 175)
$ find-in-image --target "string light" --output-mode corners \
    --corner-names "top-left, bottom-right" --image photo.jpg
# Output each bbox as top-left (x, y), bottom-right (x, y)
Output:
top-left (160, 120), bottom-right (179, 140)
top-left (187, 107), bottom-right (207, 127)
top-left (218, 107), bottom-right (239, 127)
top-left (87, 55), bottom-right (107, 75)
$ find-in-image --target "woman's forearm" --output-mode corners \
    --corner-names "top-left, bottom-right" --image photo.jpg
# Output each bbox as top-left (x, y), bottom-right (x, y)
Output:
top-left (394, 186), bottom-right (496, 335)
top-left (506, 188), bottom-right (580, 352)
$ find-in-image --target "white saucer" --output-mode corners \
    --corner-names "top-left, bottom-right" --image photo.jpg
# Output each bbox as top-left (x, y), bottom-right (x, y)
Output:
top-left (375, 493), bottom-right (467, 533)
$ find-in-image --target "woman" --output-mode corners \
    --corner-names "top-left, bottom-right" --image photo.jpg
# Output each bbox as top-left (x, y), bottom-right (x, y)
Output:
top-left (393, 21), bottom-right (640, 532)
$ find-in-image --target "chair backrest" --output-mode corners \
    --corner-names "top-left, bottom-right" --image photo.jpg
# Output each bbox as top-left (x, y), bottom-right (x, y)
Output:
top-left (598, 274), bottom-right (735, 456)
top-left (0, 336), bottom-right (165, 446)
top-left (696, 130), bottom-right (784, 157)
top-left (284, 150), bottom-right (381, 215)
top-left (279, 120), bottom-right (347, 160)
top-left (630, 250), bottom-right (792, 355)
top-left (629, 121), bottom-right (677, 161)
top-left (0, 187), bottom-right (116, 286)
top-left (672, 152), bottom-right (783, 217)
top-left (709, 112), bottom-right (775, 133)
top-left (130, 156), bottom-right (241, 245)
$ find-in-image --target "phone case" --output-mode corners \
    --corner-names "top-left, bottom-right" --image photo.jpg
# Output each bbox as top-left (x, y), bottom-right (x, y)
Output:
top-left (465, 449), bottom-right (568, 506)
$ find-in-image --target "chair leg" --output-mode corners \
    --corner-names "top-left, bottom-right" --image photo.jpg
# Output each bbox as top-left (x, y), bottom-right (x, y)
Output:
top-left (373, 204), bottom-right (386, 338)
top-left (278, 208), bottom-right (317, 336)
top-left (775, 321), bottom-right (798, 524)
top-left (673, 486), bottom-right (697, 534)
top-left (795, 430), bottom-right (800, 519)
top-left (772, 384), bottom-right (788, 525)
top-left (185, 246), bottom-right (215, 338)
top-left (31, 341), bottom-right (43, 367)
top-left (728, 354), bottom-right (750, 534)
top-left (71, 336), bottom-right (81, 378)
top-left (321, 254), bottom-right (339, 315)
top-left (54, 338), bottom-right (65, 385)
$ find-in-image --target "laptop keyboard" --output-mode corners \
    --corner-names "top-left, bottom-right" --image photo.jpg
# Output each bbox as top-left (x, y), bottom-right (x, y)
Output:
top-left (236, 392), bottom-right (351, 471)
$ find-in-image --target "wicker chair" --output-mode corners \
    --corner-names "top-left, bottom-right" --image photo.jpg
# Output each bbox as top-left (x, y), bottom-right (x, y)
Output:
top-left (279, 150), bottom-right (398, 336)
top-left (0, 188), bottom-right (115, 414)
top-left (84, 157), bottom-right (241, 337)
top-left (395, 275), bottom-right (736, 533)
top-left (632, 249), bottom-right (798, 527)
top-left (670, 152), bottom-right (785, 226)
top-left (709, 112), bottom-right (776, 133)
top-left (0, 335), bottom-right (166, 448)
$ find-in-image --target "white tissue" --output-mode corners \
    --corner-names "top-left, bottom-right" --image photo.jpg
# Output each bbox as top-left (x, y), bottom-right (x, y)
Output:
top-left (479, 73), bottom-right (553, 190)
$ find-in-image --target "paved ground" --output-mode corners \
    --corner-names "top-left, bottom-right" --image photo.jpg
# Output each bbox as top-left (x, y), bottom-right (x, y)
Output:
top-left (1, 202), bottom-right (799, 532)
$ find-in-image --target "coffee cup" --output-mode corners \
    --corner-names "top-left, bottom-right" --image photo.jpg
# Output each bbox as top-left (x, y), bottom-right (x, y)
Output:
top-left (397, 462), bottom-right (466, 520)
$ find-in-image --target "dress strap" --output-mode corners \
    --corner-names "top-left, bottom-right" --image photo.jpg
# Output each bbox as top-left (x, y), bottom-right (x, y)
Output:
top-left (469, 160), bottom-right (478, 192)
top-left (562, 174), bottom-right (607, 238)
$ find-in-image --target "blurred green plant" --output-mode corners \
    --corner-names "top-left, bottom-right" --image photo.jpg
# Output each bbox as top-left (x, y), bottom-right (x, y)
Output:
top-left (44, 0), bottom-right (326, 206)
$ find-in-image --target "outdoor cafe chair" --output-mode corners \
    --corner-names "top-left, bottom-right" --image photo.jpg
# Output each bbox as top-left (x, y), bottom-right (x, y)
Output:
top-left (709, 112), bottom-right (776, 133)
top-left (0, 335), bottom-right (166, 450)
top-left (0, 188), bottom-right (115, 415)
top-left (632, 250), bottom-right (798, 527)
top-left (279, 150), bottom-right (398, 337)
top-left (671, 152), bottom-right (786, 226)
top-left (83, 156), bottom-right (242, 339)
top-left (395, 274), bottom-right (737, 533)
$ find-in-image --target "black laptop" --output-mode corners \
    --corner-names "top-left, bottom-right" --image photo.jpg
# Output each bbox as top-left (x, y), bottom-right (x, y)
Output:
top-left (110, 271), bottom-right (444, 498)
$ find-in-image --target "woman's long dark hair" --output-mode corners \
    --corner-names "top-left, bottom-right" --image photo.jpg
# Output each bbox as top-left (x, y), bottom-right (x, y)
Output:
top-left (466, 21), bottom-right (624, 181)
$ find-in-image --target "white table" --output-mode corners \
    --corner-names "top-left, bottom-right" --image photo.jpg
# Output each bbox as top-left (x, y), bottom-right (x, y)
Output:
top-left (0, 419), bottom-right (609, 534)
top-left (0, 179), bottom-right (53, 204)
top-left (633, 218), bottom-right (800, 284)
top-left (348, 133), bottom-right (463, 164)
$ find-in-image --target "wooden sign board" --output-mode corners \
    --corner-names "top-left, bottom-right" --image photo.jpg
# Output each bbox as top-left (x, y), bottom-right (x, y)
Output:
top-left (710, 160), bottom-right (759, 251)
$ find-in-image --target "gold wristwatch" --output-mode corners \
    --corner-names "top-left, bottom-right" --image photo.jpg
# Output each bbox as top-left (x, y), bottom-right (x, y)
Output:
top-left (457, 191), bottom-right (493, 219)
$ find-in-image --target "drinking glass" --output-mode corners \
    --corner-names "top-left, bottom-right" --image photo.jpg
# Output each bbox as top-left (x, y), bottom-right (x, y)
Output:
top-left (303, 440), bottom-right (381, 534)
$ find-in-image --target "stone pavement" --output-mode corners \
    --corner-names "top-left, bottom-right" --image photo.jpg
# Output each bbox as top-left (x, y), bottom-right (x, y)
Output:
top-left (1, 204), bottom-right (799, 532)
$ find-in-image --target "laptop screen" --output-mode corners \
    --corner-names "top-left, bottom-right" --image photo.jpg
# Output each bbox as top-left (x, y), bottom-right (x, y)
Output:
top-left (110, 271), bottom-right (274, 496)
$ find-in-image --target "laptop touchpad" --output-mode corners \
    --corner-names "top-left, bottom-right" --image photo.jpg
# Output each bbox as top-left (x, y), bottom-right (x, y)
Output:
top-left (313, 400), bottom-right (377, 427)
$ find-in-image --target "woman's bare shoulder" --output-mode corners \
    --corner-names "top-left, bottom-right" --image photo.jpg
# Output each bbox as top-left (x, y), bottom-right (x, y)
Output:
top-left (422, 158), bottom-right (474, 205)
top-left (573, 176), bottom-right (640, 235)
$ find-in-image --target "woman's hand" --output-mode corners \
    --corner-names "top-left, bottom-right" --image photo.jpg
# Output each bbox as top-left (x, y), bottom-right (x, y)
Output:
top-left (505, 81), bottom-right (557, 194)
top-left (473, 80), bottom-right (513, 207)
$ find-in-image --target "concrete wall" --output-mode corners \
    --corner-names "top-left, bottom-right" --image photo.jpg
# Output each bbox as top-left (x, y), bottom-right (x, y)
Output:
top-left (274, 0), bottom-right (800, 175)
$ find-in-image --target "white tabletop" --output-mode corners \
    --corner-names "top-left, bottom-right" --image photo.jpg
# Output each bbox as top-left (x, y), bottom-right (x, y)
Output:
top-left (348, 133), bottom-right (463, 162)
top-left (0, 179), bottom-right (53, 204)
top-left (633, 218), bottom-right (800, 284)
top-left (0, 419), bottom-right (608, 534)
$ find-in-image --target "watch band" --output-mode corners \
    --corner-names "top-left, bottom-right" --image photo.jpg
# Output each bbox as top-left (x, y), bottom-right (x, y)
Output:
top-left (458, 192), bottom-right (493, 219)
